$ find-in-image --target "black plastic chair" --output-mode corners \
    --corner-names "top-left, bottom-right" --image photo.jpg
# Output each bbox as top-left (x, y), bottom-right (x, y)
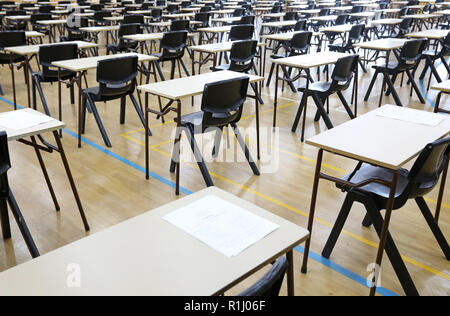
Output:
top-left (322, 137), bottom-right (450, 296)
top-left (348, 5), bottom-right (363, 23)
top-left (93, 10), bottom-right (112, 26)
top-left (32, 43), bottom-right (78, 116)
top-left (106, 23), bottom-right (142, 54)
top-left (169, 77), bottom-right (259, 187)
top-left (90, 4), bottom-right (104, 11)
top-left (167, 4), bottom-right (179, 14)
top-left (233, 15), bottom-right (255, 26)
top-left (5, 10), bottom-right (28, 31)
top-left (149, 8), bottom-right (162, 22)
top-left (122, 14), bottom-right (144, 25)
top-left (170, 19), bottom-right (190, 31)
top-left (364, 39), bottom-right (426, 106)
top-left (238, 256), bottom-right (288, 296)
top-left (81, 56), bottom-right (150, 147)
top-left (329, 24), bottom-right (367, 72)
top-left (0, 131), bottom-right (40, 258)
top-left (232, 8), bottom-right (245, 17)
top-left (323, 15), bottom-right (349, 44)
top-left (61, 17), bottom-right (89, 42)
top-left (292, 54), bottom-right (359, 140)
top-left (418, 32), bottom-right (450, 90)
top-left (38, 5), bottom-right (54, 13)
top-left (0, 31), bottom-right (26, 108)
top-left (228, 24), bottom-right (254, 41)
top-left (152, 31), bottom-right (190, 80)
top-left (211, 40), bottom-right (263, 104)
top-left (30, 13), bottom-right (52, 38)
top-left (193, 12), bottom-right (210, 29)
top-left (294, 19), bottom-right (307, 31)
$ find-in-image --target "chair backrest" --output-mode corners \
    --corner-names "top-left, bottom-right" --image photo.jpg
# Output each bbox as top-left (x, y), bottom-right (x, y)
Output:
top-left (335, 14), bottom-right (349, 25)
top-left (90, 4), bottom-right (104, 11)
top-left (351, 5), bottom-right (363, 13)
top-left (294, 19), bottom-right (307, 31)
top-left (229, 39), bottom-right (257, 73)
top-left (233, 8), bottom-right (245, 17)
top-left (181, 1), bottom-right (190, 8)
top-left (39, 43), bottom-right (78, 77)
top-left (118, 23), bottom-right (142, 38)
top-left (0, 31), bottom-right (26, 49)
top-left (94, 10), bottom-right (111, 21)
top-left (228, 24), bottom-right (254, 41)
top-left (399, 7), bottom-right (409, 17)
top-left (330, 54), bottom-right (359, 92)
top-left (405, 137), bottom-right (450, 198)
top-left (200, 76), bottom-right (249, 129)
top-left (441, 32), bottom-right (450, 56)
top-left (122, 14), bottom-right (144, 24)
top-left (170, 19), bottom-right (190, 31)
top-left (39, 5), bottom-right (54, 13)
top-left (97, 55), bottom-right (138, 97)
top-left (31, 13), bottom-right (52, 24)
top-left (271, 4), bottom-right (281, 13)
top-left (319, 8), bottom-right (330, 16)
top-left (167, 4), bottom-right (179, 13)
top-left (284, 11), bottom-right (298, 21)
top-left (289, 31), bottom-right (312, 54)
top-left (160, 31), bottom-right (188, 59)
top-left (200, 5), bottom-right (212, 12)
top-left (151, 8), bottom-right (162, 18)
top-left (195, 12), bottom-right (210, 24)
top-left (397, 39), bottom-right (426, 70)
top-left (0, 131), bottom-right (11, 199)
top-left (407, 0), bottom-right (419, 5)
top-left (6, 10), bottom-right (26, 16)
top-left (399, 17), bottom-right (413, 36)
top-left (379, 2), bottom-right (389, 9)
top-left (238, 256), bottom-right (288, 297)
top-left (237, 15), bottom-right (255, 25)
top-left (348, 24), bottom-right (365, 44)
top-left (156, 0), bottom-right (166, 6)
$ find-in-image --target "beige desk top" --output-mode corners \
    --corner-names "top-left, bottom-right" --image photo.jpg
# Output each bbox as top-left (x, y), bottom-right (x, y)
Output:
top-left (25, 31), bottom-right (45, 38)
top-left (354, 38), bottom-right (408, 51)
top-left (369, 18), bottom-right (403, 25)
top-left (4, 15), bottom-right (31, 20)
top-left (261, 31), bottom-right (321, 41)
top-left (52, 53), bottom-right (157, 72)
top-left (0, 109), bottom-right (64, 142)
top-left (320, 24), bottom-right (352, 33)
top-left (209, 9), bottom-right (234, 14)
top-left (261, 20), bottom-right (298, 27)
top-left (310, 15), bottom-right (338, 21)
top-left (5, 41), bottom-right (99, 56)
top-left (123, 32), bottom-right (194, 42)
top-left (0, 186), bottom-right (308, 296)
top-left (138, 70), bottom-right (264, 100)
top-left (273, 51), bottom-right (350, 69)
top-left (348, 12), bottom-right (376, 18)
top-left (197, 26), bottom-right (232, 33)
top-left (431, 79), bottom-right (450, 93)
top-left (401, 13), bottom-right (443, 19)
top-left (37, 19), bottom-right (67, 25)
top-left (407, 29), bottom-right (449, 39)
top-left (79, 25), bottom-right (119, 32)
top-left (190, 41), bottom-right (264, 54)
top-left (161, 12), bottom-right (195, 19)
top-left (306, 104), bottom-right (450, 170)
top-left (211, 16), bottom-right (242, 23)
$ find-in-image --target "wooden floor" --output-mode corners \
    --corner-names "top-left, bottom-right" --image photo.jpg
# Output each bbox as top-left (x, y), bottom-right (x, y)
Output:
top-left (0, 34), bottom-right (448, 296)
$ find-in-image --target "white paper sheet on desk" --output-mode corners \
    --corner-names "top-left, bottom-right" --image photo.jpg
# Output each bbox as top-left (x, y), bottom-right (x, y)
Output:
top-left (0, 110), bottom-right (54, 131)
top-left (376, 106), bottom-right (444, 127)
top-left (163, 195), bottom-right (280, 258)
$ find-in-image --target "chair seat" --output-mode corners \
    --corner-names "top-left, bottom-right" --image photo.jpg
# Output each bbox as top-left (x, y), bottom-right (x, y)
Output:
top-left (210, 64), bottom-right (230, 71)
top-left (33, 69), bottom-right (76, 82)
top-left (372, 62), bottom-right (399, 71)
top-left (422, 49), bottom-right (439, 58)
top-left (270, 53), bottom-right (288, 59)
top-left (339, 164), bottom-right (412, 210)
top-left (175, 111), bottom-right (231, 127)
top-left (298, 81), bottom-right (331, 93)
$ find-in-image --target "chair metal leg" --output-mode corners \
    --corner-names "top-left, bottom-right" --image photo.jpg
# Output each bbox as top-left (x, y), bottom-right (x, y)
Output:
top-left (337, 91), bottom-right (355, 119)
top-left (86, 95), bottom-right (112, 147)
top-left (250, 82), bottom-right (264, 104)
top-left (415, 197), bottom-right (450, 260)
top-left (185, 125), bottom-right (214, 187)
top-left (231, 123), bottom-right (260, 176)
top-left (120, 96), bottom-right (126, 124)
top-left (212, 128), bottom-right (222, 158)
top-left (364, 70), bottom-right (379, 102)
top-left (69, 84), bottom-right (75, 105)
top-left (311, 93), bottom-right (334, 129)
top-left (7, 190), bottom-right (40, 258)
top-left (405, 69), bottom-right (425, 104)
top-left (292, 92), bottom-right (307, 133)
top-left (363, 196), bottom-right (419, 296)
top-left (0, 199), bottom-right (11, 239)
top-left (322, 193), bottom-right (355, 259)
top-left (266, 63), bottom-right (275, 87)
top-left (179, 58), bottom-right (190, 77)
top-left (130, 94), bottom-right (152, 136)
top-left (33, 76), bottom-right (52, 116)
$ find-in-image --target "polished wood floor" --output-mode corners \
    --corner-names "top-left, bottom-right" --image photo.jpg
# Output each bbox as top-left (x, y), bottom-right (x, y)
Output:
top-left (0, 32), bottom-right (448, 296)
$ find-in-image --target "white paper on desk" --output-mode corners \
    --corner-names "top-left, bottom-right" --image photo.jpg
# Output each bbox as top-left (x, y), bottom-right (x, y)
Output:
top-left (0, 110), bottom-right (54, 131)
top-left (163, 195), bottom-right (280, 258)
top-left (376, 106), bottom-right (444, 127)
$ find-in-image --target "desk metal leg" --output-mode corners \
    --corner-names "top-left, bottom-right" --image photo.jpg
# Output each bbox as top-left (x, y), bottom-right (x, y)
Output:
top-left (25, 56), bottom-right (31, 109)
top-left (53, 131), bottom-right (90, 232)
top-left (255, 83), bottom-right (260, 160)
top-left (301, 148), bottom-right (323, 273)
top-left (76, 72), bottom-right (83, 148)
top-left (273, 64), bottom-right (279, 129)
top-left (145, 92), bottom-right (150, 180)
top-left (0, 199), bottom-right (10, 239)
top-left (369, 171), bottom-right (398, 296)
top-left (175, 100), bottom-right (182, 195)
